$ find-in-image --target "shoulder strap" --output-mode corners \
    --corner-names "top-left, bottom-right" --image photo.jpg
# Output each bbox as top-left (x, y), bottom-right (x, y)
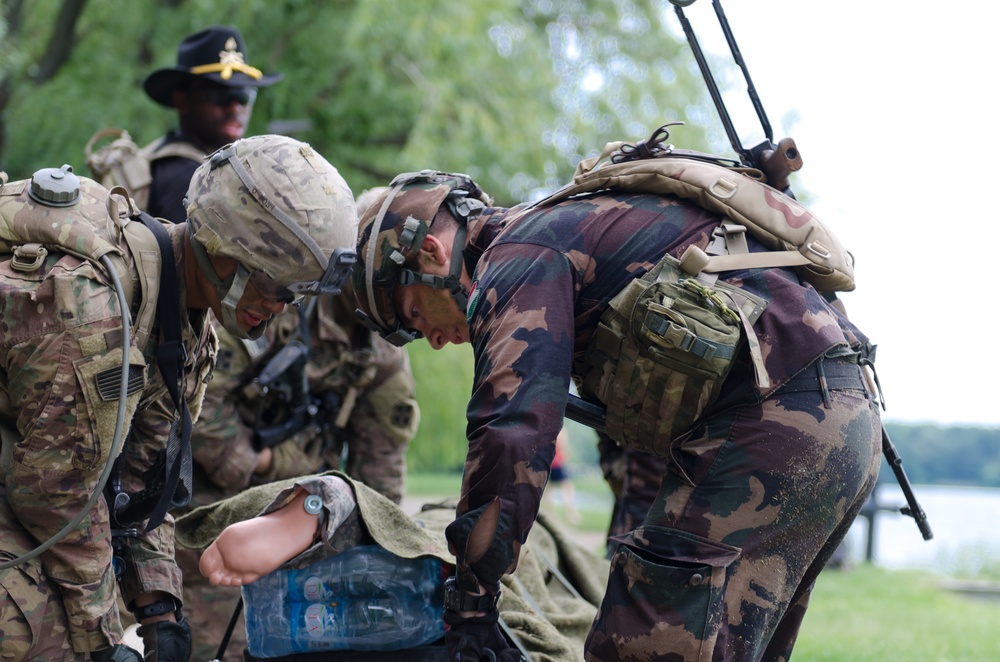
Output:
top-left (118, 219), bottom-right (161, 351)
top-left (143, 210), bottom-right (192, 529)
top-left (122, 210), bottom-right (193, 532)
top-left (141, 137), bottom-right (206, 165)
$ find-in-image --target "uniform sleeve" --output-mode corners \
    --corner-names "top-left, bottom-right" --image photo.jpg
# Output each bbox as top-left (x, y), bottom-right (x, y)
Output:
top-left (444, 243), bottom-right (576, 591)
top-left (187, 319), bottom-right (265, 496)
top-left (189, 383), bottom-right (262, 493)
top-left (3, 283), bottom-right (141, 650)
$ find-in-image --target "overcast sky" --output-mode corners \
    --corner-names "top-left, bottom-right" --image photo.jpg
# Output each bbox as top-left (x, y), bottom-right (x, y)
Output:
top-left (665, 1), bottom-right (999, 427)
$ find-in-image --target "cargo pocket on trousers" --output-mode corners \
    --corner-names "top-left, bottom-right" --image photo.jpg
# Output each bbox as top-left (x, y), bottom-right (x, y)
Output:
top-left (585, 525), bottom-right (740, 662)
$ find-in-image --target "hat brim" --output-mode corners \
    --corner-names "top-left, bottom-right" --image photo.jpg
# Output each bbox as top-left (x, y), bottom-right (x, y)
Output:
top-left (143, 68), bottom-right (284, 108)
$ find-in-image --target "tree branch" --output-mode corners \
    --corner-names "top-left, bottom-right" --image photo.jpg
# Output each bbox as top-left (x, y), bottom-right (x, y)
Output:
top-left (29, 0), bottom-right (90, 84)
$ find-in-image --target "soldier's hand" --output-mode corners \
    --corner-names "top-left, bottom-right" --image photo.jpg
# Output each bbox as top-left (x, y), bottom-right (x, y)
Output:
top-left (90, 644), bottom-right (142, 662)
top-left (137, 614), bottom-right (192, 662)
top-left (255, 433), bottom-right (324, 483)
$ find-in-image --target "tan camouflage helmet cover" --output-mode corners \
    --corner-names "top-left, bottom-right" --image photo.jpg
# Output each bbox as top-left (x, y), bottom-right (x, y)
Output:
top-left (187, 134), bottom-right (357, 294)
top-left (353, 170), bottom-right (490, 346)
top-left (186, 135), bottom-right (358, 338)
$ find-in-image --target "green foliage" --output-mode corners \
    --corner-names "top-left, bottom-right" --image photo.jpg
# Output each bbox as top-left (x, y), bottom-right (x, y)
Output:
top-left (882, 422), bottom-right (1000, 487)
top-left (403, 337), bottom-right (609, 476)
top-left (405, 341), bottom-right (475, 473)
top-left (0, 0), bottom-right (712, 204)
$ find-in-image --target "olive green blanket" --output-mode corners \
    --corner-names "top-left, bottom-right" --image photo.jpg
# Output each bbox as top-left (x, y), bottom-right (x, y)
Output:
top-left (175, 471), bottom-right (610, 662)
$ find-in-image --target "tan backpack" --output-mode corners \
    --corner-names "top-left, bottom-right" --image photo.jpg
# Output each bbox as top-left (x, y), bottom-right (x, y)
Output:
top-left (528, 125), bottom-right (856, 293)
top-left (84, 128), bottom-right (205, 212)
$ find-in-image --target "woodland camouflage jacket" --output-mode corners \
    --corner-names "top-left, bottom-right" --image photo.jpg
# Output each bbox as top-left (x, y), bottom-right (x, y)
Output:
top-left (444, 190), bottom-right (870, 591)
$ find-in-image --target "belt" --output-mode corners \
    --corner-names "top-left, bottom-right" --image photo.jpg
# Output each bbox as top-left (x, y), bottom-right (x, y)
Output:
top-left (776, 355), bottom-right (868, 406)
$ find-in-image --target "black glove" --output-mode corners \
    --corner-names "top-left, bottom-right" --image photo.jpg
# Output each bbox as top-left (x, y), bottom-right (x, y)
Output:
top-left (90, 644), bottom-right (142, 662)
top-left (137, 614), bottom-right (192, 662)
top-left (443, 608), bottom-right (526, 662)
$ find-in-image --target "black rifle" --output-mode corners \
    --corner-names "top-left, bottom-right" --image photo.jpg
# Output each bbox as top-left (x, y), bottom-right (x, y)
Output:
top-left (569, 0), bottom-right (932, 542)
top-left (248, 340), bottom-right (345, 452)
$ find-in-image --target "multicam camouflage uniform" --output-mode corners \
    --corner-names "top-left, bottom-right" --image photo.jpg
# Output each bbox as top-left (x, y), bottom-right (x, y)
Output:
top-left (178, 283), bottom-right (419, 661)
top-left (0, 199), bottom-right (216, 660)
top-left (431, 190), bottom-right (881, 661)
top-left (3, 133), bottom-right (357, 661)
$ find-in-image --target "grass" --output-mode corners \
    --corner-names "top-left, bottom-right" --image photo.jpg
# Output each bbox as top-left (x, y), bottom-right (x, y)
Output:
top-left (406, 471), bottom-right (1000, 660)
top-left (795, 564), bottom-right (1000, 661)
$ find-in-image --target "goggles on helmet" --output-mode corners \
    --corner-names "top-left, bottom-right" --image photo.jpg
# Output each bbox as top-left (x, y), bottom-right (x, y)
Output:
top-left (283, 246), bottom-right (357, 299)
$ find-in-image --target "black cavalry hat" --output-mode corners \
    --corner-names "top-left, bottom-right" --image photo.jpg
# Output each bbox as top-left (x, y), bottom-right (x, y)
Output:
top-left (143, 25), bottom-right (283, 108)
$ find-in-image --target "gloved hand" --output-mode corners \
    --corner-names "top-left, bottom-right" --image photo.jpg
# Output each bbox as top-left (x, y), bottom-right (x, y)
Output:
top-left (90, 644), bottom-right (142, 662)
top-left (444, 608), bottom-right (526, 662)
top-left (255, 433), bottom-right (325, 483)
top-left (137, 614), bottom-right (192, 662)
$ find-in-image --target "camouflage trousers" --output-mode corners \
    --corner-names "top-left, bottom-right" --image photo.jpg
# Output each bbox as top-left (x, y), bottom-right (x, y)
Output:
top-left (586, 361), bottom-right (881, 661)
top-left (0, 506), bottom-right (104, 662)
top-left (0, 557), bottom-right (84, 661)
top-left (599, 434), bottom-right (667, 557)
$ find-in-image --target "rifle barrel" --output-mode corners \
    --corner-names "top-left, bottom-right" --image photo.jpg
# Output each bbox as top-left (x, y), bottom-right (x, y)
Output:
top-left (712, 0), bottom-right (773, 143)
top-left (882, 427), bottom-right (934, 541)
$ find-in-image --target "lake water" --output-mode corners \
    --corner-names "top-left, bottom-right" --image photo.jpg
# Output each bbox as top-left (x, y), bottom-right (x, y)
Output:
top-left (841, 484), bottom-right (999, 575)
top-left (554, 482), bottom-right (999, 576)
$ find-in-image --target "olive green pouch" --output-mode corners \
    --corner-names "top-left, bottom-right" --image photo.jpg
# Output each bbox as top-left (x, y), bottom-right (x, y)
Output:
top-left (582, 255), bottom-right (767, 456)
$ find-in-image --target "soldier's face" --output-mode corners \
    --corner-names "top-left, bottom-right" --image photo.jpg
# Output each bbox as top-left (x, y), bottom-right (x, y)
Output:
top-left (204, 256), bottom-right (287, 333)
top-left (175, 80), bottom-right (254, 150)
top-left (394, 282), bottom-right (469, 350)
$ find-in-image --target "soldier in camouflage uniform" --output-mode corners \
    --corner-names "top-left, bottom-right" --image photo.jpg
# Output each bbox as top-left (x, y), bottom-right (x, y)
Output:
top-left (352, 171), bottom-right (882, 661)
top-left (178, 281), bottom-right (419, 661)
top-left (0, 135), bottom-right (357, 661)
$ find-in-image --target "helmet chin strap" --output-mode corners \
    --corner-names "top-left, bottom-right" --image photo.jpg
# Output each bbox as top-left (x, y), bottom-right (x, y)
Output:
top-left (446, 224), bottom-right (470, 311)
top-left (397, 223), bottom-right (470, 312)
top-left (190, 238), bottom-right (270, 340)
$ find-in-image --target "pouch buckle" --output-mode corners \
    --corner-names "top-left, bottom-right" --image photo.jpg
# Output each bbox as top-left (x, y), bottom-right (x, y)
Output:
top-left (11, 243), bottom-right (48, 272)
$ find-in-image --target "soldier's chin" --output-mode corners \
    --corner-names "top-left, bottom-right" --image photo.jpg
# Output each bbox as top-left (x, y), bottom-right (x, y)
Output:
top-left (240, 310), bottom-right (269, 331)
top-left (221, 123), bottom-right (245, 142)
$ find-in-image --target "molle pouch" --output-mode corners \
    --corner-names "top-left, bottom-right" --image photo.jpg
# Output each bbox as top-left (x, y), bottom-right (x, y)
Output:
top-left (582, 255), bottom-right (767, 456)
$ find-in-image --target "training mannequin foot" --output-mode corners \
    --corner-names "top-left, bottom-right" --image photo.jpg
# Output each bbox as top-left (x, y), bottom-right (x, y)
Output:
top-left (199, 489), bottom-right (319, 586)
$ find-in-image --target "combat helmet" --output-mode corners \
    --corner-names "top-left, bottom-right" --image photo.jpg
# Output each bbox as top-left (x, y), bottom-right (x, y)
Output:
top-left (353, 170), bottom-right (491, 346)
top-left (186, 134), bottom-right (357, 339)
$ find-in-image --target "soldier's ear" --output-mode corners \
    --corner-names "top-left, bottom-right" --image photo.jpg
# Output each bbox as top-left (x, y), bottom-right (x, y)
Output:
top-left (418, 235), bottom-right (449, 269)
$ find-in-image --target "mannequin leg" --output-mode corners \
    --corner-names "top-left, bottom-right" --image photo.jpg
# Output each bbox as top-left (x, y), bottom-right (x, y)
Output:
top-left (199, 489), bottom-right (318, 587)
